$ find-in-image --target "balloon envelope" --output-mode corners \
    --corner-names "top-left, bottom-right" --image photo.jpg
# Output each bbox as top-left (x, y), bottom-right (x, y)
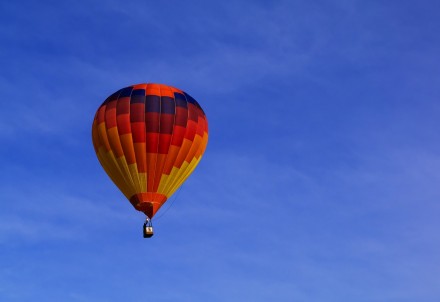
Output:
top-left (92, 83), bottom-right (208, 218)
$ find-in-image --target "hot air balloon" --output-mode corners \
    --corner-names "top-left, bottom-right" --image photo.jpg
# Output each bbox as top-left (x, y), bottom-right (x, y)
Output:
top-left (92, 83), bottom-right (208, 237)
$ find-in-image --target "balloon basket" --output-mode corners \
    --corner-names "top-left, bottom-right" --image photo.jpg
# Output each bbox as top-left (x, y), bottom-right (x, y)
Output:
top-left (143, 221), bottom-right (154, 238)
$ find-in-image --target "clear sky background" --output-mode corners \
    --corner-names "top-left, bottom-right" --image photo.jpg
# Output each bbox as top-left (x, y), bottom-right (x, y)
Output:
top-left (1, 0), bottom-right (440, 301)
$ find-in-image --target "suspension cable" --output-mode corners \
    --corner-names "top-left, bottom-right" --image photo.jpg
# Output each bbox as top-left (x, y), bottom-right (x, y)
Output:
top-left (153, 186), bottom-right (184, 221)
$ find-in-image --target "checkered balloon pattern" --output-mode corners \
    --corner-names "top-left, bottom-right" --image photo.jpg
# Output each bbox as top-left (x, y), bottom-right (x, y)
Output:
top-left (92, 83), bottom-right (208, 218)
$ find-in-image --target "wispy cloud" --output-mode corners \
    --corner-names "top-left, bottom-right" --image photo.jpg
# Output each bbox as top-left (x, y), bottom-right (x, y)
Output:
top-left (2, 0), bottom-right (440, 301)
top-left (0, 185), bottom-right (134, 245)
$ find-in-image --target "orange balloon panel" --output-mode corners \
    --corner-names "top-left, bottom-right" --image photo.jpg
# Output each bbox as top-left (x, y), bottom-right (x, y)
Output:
top-left (92, 83), bottom-right (208, 218)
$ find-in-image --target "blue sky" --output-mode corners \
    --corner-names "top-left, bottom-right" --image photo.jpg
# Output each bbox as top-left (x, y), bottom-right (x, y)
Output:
top-left (1, 0), bottom-right (440, 301)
